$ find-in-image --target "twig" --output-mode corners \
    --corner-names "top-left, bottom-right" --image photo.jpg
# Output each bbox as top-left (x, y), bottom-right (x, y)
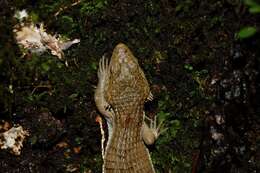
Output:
top-left (54, 0), bottom-right (81, 17)
top-left (31, 84), bottom-right (52, 94)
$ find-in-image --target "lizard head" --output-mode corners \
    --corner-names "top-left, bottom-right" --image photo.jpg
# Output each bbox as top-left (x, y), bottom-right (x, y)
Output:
top-left (106, 43), bottom-right (150, 104)
top-left (110, 43), bottom-right (139, 80)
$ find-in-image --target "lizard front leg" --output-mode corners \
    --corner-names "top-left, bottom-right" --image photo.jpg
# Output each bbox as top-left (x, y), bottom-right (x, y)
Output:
top-left (95, 56), bottom-right (114, 159)
top-left (94, 56), bottom-right (114, 121)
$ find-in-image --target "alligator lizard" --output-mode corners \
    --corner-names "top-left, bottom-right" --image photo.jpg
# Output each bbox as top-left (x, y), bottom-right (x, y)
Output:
top-left (95, 43), bottom-right (162, 173)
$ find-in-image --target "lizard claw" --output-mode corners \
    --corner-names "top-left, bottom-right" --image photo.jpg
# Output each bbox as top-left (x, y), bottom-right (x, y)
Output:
top-left (145, 115), bottom-right (167, 140)
top-left (146, 92), bottom-right (154, 102)
top-left (98, 55), bottom-right (110, 79)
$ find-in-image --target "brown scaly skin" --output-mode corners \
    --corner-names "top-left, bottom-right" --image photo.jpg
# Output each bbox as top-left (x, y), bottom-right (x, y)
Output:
top-left (95, 43), bottom-right (162, 173)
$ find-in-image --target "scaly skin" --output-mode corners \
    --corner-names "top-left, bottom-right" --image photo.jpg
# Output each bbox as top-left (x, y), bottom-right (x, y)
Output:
top-left (95, 43), bottom-right (160, 173)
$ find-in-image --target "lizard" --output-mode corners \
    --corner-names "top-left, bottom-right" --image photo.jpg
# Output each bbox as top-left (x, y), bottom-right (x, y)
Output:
top-left (95, 43), bottom-right (163, 173)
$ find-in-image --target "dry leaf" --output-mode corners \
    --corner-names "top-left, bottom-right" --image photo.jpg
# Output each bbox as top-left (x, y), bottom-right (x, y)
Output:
top-left (56, 141), bottom-right (69, 148)
top-left (73, 146), bottom-right (81, 154)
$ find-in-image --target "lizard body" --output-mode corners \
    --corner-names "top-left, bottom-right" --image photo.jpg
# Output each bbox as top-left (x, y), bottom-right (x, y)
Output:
top-left (95, 43), bottom-right (160, 173)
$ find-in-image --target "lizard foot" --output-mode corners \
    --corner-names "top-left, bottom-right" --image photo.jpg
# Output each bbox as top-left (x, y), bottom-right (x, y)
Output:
top-left (145, 115), bottom-right (167, 139)
top-left (142, 114), bottom-right (168, 145)
top-left (95, 55), bottom-right (114, 120)
top-left (98, 55), bottom-right (110, 80)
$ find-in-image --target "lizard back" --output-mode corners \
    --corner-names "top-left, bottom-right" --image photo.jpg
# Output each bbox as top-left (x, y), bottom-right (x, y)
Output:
top-left (103, 43), bottom-right (154, 173)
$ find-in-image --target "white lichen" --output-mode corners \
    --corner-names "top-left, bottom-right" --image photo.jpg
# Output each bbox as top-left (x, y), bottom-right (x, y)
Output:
top-left (0, 126), bottom-right (30, 155)
top-left (13, 10), bottom-right (80, 59)
top-left (14, 24), bottom-right (47, 54)
top-left (215, 114), bottom-right (225, 125)
top-left (14, 9), bottom-right (28, 20)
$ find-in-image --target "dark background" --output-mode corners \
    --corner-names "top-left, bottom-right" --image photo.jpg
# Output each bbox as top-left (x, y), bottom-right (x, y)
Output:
top-left (0, 0), bottom-right (259, 172)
